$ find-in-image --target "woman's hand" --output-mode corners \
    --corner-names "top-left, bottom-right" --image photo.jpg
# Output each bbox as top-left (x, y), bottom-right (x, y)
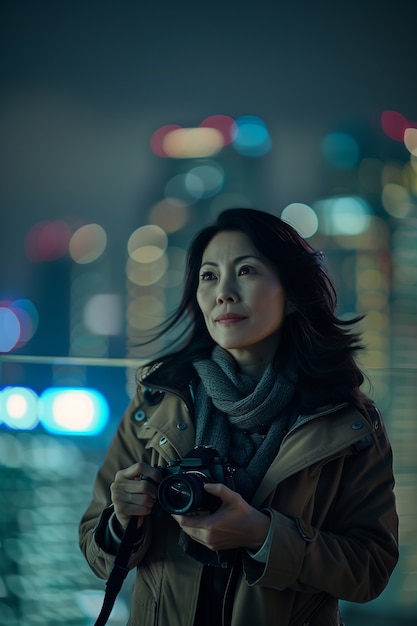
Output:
top-left (110, 462), bottom-right (161, 530)
top-left (171, 483), bottom-right (270, 552)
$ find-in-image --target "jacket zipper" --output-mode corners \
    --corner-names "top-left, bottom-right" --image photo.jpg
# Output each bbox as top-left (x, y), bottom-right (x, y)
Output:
top-left (280, 402), bottom-right (350, 446)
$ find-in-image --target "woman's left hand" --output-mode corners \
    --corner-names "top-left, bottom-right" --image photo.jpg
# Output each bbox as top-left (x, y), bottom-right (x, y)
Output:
top-left (171, 483), bottom-right (270, 552)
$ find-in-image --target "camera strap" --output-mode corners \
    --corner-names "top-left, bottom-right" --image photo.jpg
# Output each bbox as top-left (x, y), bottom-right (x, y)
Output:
top-left (93, 515), bottom-right (139, 626)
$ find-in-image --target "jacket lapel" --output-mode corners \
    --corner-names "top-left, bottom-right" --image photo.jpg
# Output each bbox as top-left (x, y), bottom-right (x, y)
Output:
top-left (252, 404), bottom-right (372, 508)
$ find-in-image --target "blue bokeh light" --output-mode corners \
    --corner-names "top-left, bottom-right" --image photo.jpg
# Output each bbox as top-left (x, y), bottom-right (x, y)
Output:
top-left (315, 196), bottom-right (372, 235)
top-left (231, 116), bottom-right (272, 156)
top-left (38, 387), bottom-right (110, 435)
top-left (0, 307), bottom-right (21, 352)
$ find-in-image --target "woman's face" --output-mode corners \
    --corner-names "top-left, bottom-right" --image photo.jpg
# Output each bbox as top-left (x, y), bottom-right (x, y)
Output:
top-left (196, 230), bottom-right (287, 376)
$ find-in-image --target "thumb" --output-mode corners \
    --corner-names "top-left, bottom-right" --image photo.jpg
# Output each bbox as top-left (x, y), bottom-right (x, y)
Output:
top-left (204, 482), bottom-right (235, 502)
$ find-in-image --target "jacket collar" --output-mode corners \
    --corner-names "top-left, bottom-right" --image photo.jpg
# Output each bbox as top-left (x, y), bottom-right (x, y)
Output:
top-left (138, 359), bottom-right (199, 408)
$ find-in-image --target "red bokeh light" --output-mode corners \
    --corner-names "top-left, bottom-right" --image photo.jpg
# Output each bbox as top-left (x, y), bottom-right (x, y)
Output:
top-left (150, 124), bottom-right (182, 157)
top-left (381, 110), bottom-right (412, 142)
top-left (24, 220), bottom-right (72, 262)
top-left (200, 115), bottom-right (236, 146)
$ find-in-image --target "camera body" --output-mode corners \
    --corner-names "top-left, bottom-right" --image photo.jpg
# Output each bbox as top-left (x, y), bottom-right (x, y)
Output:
top-left (157, 446), bottom-right (233, 515)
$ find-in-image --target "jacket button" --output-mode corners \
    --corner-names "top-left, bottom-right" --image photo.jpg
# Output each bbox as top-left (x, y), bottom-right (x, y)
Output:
top-left (176, 422), bottom-right (187, 431)
top-left (133, 409), bottom-right (146, 422)
top-left (351, 422), bottom-right (363, 430)
top-left (159, 436), bottom-right (168, 445)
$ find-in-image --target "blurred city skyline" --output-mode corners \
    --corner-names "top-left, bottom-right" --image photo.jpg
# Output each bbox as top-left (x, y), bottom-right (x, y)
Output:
top-left (1, 0), bottom-right (416, 359)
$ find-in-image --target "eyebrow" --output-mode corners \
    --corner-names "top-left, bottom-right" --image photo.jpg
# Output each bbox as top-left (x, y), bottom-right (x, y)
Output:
top-left (200, 255), bottom-right (262, 267)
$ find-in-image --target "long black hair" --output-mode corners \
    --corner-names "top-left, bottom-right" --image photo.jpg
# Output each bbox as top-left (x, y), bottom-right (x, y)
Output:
top-left (141, 208), bottom-right (369, 411)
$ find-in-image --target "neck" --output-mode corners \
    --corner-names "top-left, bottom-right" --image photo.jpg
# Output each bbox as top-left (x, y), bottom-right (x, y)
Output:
top-left (228, 352), bottom-right (273, 378)
top-left (227, 342), bottom-right (279, 378)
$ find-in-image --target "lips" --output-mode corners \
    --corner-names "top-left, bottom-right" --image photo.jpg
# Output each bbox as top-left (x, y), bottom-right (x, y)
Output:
top-left (215, 313), bottom-right (246, 322)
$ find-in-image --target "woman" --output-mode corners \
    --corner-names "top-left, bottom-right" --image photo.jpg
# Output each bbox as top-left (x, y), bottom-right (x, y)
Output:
top-left (79, 208), bottom-right (399, 626)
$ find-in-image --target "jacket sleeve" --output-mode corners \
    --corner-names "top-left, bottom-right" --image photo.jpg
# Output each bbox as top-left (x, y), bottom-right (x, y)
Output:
top-left (243, 414), bottom-right (399, 603)
top-left (78, 394), bottom-right (153, 580)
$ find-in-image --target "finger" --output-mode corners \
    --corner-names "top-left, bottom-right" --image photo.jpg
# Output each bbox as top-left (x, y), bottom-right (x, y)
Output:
top-left (111, 480), bottom-right (157, 504)
top-left (114, 462), bottom-right (162, 484)
top-left (139, 463), bottom-right (163, 484)
top-left (171, 512), bottom-right (210, 529)
top-left (112, 488), bottom-right (156, 519)
top-left (204, 482), bottom-right (238, 503)
top-left (114, 462), bottom-right (145, 482)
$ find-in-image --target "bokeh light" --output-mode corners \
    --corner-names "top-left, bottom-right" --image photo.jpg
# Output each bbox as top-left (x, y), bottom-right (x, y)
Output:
top-left (321, 132), bottom-right (360, 169)
top-left (38, 387), bottom-right (109, 435)
top-left (69, 224), bottom-right (107, 264)
top-left (10, 298), bottom-right (39, 346)
top-left (24, 220), bottom-right (72, 262)
top-left (127, 225), bottom-right (167, 262)
top-left (84, 294), bottom-right (123, 335)
top-left (231, 116), bottom-right (272, 157)
top-left (126, 253), bottom-right (168, 286)
top-left (11, 301), bottom-right (37, 343)
top-left (150, 115), bottom-right (274, 158)
top-left (199, 115), bottom-right (237, 145)
top-left (381, 110), bottom-right (410, 141)
top-left (185, 163), bottom-right (224, 199)
top-left (315, 196), bottom-right (372, 235)
top-left (382, 183), bottom-right (412, 218)
top-left (164, 173), bottom-right (200, 204)
top-left (69, 267), bottom-right (113, 358)
top-left (0, 386), bottom-right (39, 430)
top-left (148, 198), bottom-right (189, 232)
top-left (281, 203), bottom-right (319, 238)
top-left (0, 307), bottom-right (21, 352)
top-left (163, 127), bottom-right (224, 158)
top-left (150, 124), bottom-right (182, 157)
top-left (404, 127), bottom-right (417, 156)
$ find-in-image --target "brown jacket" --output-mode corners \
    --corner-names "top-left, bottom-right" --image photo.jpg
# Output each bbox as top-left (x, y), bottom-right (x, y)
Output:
top-left (79, 362), bottom-right (399, 626)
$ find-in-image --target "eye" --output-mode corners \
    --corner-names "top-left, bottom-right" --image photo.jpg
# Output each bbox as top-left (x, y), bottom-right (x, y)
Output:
top-left (238, 265), bottom-right (255, 276)
top-left (200, 270), bottom-right (217, 281)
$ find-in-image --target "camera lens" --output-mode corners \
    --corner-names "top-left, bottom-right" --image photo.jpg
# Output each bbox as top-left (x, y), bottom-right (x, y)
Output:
top-left (158, 472), bottom-right (207, 514)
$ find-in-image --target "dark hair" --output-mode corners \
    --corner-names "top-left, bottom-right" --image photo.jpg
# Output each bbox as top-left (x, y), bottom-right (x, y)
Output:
top-left (143, 208), bottom-right (369, 411)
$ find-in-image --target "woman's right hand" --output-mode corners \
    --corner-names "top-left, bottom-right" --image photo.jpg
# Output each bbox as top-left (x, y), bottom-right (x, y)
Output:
top-left (110, 461), bottom-right (162, 530)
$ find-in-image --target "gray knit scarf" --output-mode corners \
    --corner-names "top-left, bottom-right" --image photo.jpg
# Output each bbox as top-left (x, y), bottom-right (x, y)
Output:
top-left (178, 346), bottom-right (297, 567)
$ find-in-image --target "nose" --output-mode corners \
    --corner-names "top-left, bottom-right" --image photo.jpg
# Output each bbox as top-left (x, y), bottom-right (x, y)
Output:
top-left (216, 276), bottom-right (239, 304)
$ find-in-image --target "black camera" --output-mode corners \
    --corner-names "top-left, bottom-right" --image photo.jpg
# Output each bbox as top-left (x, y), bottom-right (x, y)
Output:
top-left (157, 446), bottom-right (234, 515)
